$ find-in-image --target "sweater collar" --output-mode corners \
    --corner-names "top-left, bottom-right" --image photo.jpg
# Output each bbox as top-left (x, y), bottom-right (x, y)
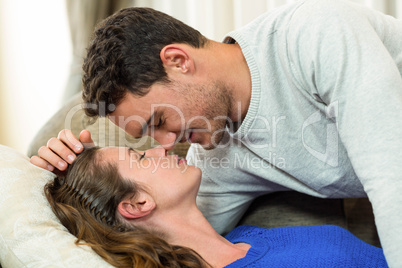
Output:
top-left (223, 32), bottom-right (261, 140)
top-left (224, 226), bottom-right (269, 267)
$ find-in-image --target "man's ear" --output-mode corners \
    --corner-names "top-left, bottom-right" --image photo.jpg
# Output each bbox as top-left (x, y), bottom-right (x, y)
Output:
top-left (118, 192), bottom-right (156, 219)
top-left (160, 44), bottom-right (194, 74)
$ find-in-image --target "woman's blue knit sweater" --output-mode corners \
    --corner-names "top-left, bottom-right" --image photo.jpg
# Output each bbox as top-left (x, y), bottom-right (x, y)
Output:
top-left (225, 225), bottom-right (387, 267)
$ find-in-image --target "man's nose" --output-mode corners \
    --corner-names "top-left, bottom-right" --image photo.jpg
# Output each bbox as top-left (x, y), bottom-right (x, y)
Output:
top-left (153, 132), bottom-right (177, 151)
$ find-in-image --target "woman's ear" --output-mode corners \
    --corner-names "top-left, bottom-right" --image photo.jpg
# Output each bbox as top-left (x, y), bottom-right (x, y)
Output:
top-left (118, 192), bottom-right (156, 219)
top-left (160, 44), bottom-right (194, 74)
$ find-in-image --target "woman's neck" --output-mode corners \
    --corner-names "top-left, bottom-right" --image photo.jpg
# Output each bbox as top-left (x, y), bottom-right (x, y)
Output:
top-left (158, 207), bottom-right (250, 267)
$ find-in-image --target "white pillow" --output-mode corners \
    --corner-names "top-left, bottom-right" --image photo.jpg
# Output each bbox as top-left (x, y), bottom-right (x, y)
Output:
top-left (0, 144), bottom-right (112, 268)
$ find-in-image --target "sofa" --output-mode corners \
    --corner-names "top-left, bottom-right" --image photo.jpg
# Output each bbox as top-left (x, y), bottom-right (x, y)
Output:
top-left (0, 92), bottom-right (380, 267)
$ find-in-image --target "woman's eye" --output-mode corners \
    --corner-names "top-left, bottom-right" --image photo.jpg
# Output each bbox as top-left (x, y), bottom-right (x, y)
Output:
top-left (139, 152), bottom-right (146, 160)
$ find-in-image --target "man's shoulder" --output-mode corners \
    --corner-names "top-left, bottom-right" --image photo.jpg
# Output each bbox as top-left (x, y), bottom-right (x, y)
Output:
top-left (288, 0), bottom-right (366, 24)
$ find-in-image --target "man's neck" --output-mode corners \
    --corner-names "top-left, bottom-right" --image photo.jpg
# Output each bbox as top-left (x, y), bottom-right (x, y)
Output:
top-left (209, 40), bottom-right (252, 124)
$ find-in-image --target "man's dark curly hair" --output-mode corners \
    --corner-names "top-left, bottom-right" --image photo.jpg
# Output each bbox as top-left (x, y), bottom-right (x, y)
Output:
top-left (82, 7), bottom-right (207, 118)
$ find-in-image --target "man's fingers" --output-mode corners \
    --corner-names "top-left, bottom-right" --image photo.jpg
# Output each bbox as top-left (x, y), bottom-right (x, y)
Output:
top-left (41, 139), bottom-right (75, 170)
top-left (57, 129), bottom-right (83, 154)
top-left (38, 145), bottom-right (68, 171)
top-left (29, 129), bottom-right (84, 174)
top-left (30, 155), bottom-right (54, 172)
top-left (79, 130), bottom-right (95, 148)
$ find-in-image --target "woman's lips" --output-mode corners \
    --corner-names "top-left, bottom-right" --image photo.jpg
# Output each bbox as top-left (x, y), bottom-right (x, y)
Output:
top-left (174, 155), bottom-right (186, 165)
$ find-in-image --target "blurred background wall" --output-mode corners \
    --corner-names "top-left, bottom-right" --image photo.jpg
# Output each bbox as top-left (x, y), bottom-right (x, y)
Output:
top-left (0, 1), bottom-right (71, 154)
top-left (0, 0), bottom-right (401, 154)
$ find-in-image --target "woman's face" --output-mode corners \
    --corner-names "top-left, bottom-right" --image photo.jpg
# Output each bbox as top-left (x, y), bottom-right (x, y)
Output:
top-left (99, 147), bottom-right (202, 209)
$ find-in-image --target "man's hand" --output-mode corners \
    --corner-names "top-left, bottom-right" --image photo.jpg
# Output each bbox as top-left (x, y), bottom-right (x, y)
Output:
top-left (30, 129), bottom-right (95, 173)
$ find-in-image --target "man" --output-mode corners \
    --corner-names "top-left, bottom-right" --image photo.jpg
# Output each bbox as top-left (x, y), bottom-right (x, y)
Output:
top-left (31, 0), bottom-right (402, 266)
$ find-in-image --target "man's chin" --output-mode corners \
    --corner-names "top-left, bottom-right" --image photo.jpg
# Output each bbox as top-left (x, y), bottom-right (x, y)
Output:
top-left (198, 135), bottom-right (225, 150)
top-left (188, 130), bottom-right (225, 150)
top-left (188, 137), bottom-right (216, 150)
top-left (199, 143), bottom-right (216, 150)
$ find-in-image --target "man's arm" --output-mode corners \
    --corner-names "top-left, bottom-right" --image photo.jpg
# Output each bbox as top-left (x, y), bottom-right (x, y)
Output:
top-left (288, 1), bottom-right (402, 266)
top-left (30, 129), bottom-right (94, 172)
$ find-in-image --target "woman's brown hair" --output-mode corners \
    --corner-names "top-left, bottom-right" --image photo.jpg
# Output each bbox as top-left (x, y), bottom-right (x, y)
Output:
top-left (44, 147), bottom-right (208, 267)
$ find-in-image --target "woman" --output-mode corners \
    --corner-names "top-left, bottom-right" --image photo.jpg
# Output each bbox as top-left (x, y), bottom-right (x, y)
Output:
top-left (45, 146), bottom-right (388, 267)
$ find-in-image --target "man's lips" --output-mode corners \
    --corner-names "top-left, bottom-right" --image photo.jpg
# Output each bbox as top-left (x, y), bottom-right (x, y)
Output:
top-left (187, 131), bottom-right (194, 143)
top-left (178, 131), bottom-right (193, 143)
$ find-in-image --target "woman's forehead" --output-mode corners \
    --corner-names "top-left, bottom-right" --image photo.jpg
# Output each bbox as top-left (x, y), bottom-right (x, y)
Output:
top-left (98, 147), bottom-right (133, 163)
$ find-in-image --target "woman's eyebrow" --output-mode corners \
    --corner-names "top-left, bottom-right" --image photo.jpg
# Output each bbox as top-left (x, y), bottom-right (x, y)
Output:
top-left (127, 147), bottom-right (138, 156)
top-left (127, 147), bottom-right (145, 159)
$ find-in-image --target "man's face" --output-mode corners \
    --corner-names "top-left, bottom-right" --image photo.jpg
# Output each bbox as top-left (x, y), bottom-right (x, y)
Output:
top-left (108, 80), bottom-right (233, 150)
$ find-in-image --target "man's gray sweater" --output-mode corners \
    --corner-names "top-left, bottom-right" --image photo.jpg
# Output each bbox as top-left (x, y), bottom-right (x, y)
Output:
top-left (187, 0), bottom-right (402, 266)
